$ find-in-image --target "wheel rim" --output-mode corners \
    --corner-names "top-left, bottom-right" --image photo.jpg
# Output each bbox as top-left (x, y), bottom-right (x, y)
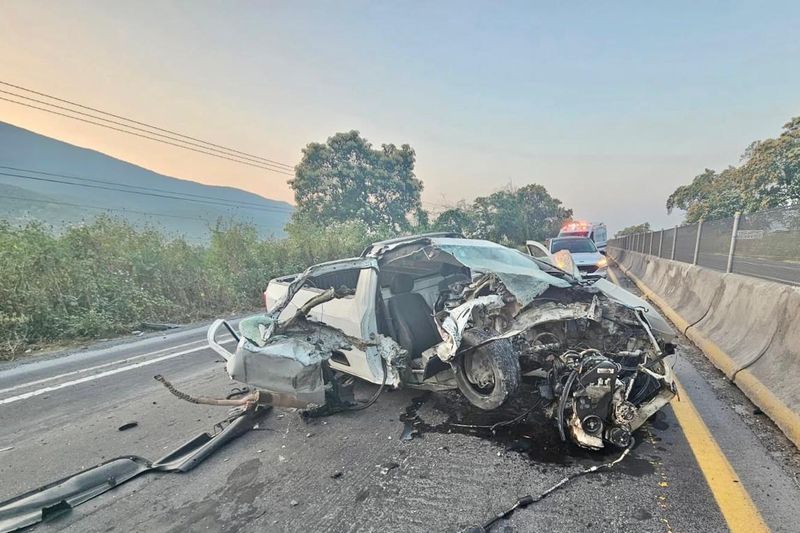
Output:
top-left (463, 351), bottom-right (496, 393)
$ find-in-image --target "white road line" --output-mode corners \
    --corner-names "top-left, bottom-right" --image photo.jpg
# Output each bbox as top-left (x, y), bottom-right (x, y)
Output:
top-left (0, 339), bottom-right (234, 406)
top-left (0, 338), bottom-right (214, 396)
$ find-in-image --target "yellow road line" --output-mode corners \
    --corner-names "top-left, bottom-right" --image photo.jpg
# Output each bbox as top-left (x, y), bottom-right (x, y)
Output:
top-left (671, 381), bottom-right (768, 532)
top-left (607, 265), bottom-right (769, 532)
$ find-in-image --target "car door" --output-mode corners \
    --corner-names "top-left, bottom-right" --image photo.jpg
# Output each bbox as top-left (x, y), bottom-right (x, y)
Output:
top-left (527, 240), bottom-right (583, 280)
top-left (525, 240), bottom-right (553, 264)
top-left (320, 264), bottom-right (388, 385)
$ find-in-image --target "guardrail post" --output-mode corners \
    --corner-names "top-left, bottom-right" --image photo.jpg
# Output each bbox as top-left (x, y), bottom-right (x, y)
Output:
top-left (671, 225), bottom-right (678, 260)
top-left (726, 212), bottom-right (740, 273)
top-left (658, 230), bottom-right (663, 257)
top-left (693, 219), bottom-right (703, 265)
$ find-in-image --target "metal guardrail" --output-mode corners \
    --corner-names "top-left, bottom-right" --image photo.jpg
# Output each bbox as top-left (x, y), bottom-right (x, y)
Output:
top-left (608, 206), bottom-right (800, 286)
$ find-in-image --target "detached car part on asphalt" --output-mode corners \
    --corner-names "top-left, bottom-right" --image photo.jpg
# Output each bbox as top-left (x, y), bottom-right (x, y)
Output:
top-left (209, 233), bottom-right (677, 450)
top-left (0, 404), bottom-right (270, 532)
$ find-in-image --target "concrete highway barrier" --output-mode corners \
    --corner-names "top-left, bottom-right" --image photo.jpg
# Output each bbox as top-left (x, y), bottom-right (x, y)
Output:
top-left (609, 247), bottom-right (800, 449)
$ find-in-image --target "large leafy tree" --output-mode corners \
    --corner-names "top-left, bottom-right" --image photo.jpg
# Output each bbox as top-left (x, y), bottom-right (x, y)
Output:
top-left (667, 117), bottom-right (800, 222)
top-left (432, 184), bottom-right (571, 246)
top-left (472, 184), bottom-right (572, 245)
top-left (431, 203), bottom-right (479, 237)
top-left (289, 131), bottom-right (423, 232)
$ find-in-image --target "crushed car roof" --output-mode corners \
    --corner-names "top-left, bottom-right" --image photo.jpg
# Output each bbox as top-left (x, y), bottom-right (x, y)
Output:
top-left (360, 232), bottom-right (462, 257)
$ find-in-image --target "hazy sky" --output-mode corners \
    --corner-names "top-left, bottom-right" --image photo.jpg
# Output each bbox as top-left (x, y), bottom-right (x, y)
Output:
top-left (1, 1), bottom-right (798, 233)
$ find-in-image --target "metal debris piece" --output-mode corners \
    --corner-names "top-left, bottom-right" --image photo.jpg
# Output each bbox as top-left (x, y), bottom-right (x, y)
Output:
top-left (380, 462), bottom-right (400, 475)
top-left (154, 375), bottom-right (263, 407)
top-left (0, 405), bottom-right (270, 532)
top-left (140, 322), bottom-right (179, 331)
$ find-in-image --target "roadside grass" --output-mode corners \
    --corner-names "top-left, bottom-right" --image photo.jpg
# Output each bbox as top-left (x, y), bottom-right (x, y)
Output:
top-left (0, 216), bottom-right (390, 360)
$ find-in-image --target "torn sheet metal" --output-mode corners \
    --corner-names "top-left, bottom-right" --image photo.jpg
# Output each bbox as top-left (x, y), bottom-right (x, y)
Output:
top-left (0, 406), bottom-right (270, 532)
top-left (227, 336), bottom-right (327, 406)
top-left (268, 257), bottom-right (378, 325)
top-left (435, 295), bottom-right (505, 361)
top-left (435, 241), bottom-right (571, 306)
top-left (511, 296), bottom-right (603, 331)
top-left (210, 314), bottom-right (405, 410)
top-left (592, 278), bottom-right (676, 342)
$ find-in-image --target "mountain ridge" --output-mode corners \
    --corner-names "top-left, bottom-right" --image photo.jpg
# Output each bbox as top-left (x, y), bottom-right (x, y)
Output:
top-left (0, 121), bottom-right (293, 241)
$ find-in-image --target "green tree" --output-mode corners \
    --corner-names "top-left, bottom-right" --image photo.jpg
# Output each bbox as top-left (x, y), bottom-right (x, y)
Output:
top-left (471, 184), bottom-right (572, 246)
top-left (615, 222), bottom-right (651, 237)
top-left (431, 185), bottom-right (571, 245)
top-left (432, 204), bottom-right (479, 236)
top-left (289, 131), bottom-right (423, 232)
top-left (667, 117), bottom-right (800, 222)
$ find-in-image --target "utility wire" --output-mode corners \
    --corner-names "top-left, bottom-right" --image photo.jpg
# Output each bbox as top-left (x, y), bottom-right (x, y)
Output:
top-left (0, 96), bottom-right (294, 176)
top-left (0, 88), bottom-right (291, 173)
top-left (0, 194), bottom-right (211, 223)
top-left (0, 80), bottom-right (294, 170)
top-left (0, 171), bottom-right (295, 215)
top-left (0, 165), bottom-right (295, 213)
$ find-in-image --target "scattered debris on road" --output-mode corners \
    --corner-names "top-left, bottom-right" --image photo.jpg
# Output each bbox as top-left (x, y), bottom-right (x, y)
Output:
top-left (380, 461), bottom-right (400, 475)
top-left (463, 439), bottom-right (635, 532)
top-left (0, 404), bottom-right (270, 532)
top-left (116, 422), bottom-right (138, 432)
top-left (139, 322), bottom-right (179, 331)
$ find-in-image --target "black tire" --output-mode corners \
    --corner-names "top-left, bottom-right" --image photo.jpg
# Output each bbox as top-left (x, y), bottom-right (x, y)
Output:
top-left (454, 328), bottom-right (521, 410)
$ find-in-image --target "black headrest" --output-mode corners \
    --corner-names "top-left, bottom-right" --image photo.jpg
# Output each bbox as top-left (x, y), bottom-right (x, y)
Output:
top-left (390, 274), bottom-right (414, 295)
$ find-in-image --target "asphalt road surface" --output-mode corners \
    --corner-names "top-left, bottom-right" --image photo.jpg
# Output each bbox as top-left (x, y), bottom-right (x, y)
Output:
top-left (1, 268), bottom-right (799, 532)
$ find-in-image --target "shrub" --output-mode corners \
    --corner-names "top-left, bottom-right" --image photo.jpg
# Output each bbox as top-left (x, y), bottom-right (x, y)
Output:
top-left (0, 216), bottom-right (388, 359)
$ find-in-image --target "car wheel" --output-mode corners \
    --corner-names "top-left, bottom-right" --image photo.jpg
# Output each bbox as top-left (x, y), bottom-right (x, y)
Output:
top-left (454, 328), bottom-right (520, 410)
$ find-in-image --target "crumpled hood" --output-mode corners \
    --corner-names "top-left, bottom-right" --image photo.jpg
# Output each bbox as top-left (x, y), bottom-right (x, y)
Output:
top-left (435, 243), bottom-right (573, 306)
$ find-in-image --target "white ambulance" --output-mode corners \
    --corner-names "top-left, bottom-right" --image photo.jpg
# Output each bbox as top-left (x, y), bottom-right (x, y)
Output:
top-left (558, 221), bottom-right (608, 253)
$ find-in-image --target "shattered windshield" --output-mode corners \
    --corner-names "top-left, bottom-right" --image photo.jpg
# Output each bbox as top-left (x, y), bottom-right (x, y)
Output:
top-left (431, 240), bottom-right (573, 305)
top-left (433, 241), bottom-right (571, 281)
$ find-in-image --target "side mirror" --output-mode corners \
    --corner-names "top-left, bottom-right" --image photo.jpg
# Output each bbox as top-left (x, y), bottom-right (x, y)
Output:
top-left (599, 250), bottom-right (607, 256)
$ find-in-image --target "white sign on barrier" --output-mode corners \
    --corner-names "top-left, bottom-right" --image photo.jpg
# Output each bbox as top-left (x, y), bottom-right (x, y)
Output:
top-left (736, 230), bottom-right (764, 240)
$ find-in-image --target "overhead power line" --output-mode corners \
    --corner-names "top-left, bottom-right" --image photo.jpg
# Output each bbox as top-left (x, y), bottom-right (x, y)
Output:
top-left (0, 170), bottom-right (296, 216)
top-left (0, 165), bottom-right (295, 213)
top-left (0, 88), bottom-right (291, 173)
top-left (0, 80), bottom-right (294, 171)
top-left (1, 194), bottom-right (211, 223)
top-left (0, 96), bottom-right (294, 176)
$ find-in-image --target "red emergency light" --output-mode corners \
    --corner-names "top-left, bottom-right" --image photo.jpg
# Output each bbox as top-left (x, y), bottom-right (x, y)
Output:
top-left (561, 221), bottom-right (591, 232)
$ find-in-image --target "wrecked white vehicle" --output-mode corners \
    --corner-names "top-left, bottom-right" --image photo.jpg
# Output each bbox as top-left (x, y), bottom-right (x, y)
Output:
top-left (209, 233), bottom-right (677, 450)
